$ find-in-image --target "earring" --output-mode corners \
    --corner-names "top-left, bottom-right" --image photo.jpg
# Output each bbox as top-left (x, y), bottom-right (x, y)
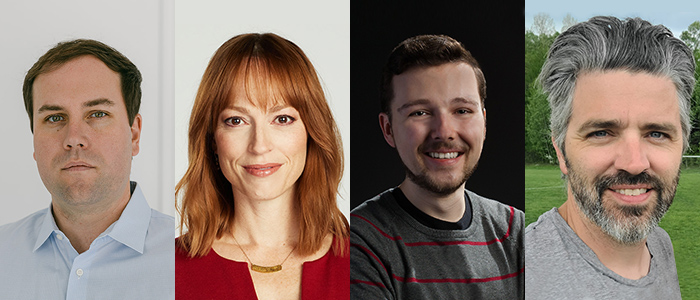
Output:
top-left (215, 154), bottom-right (220, 170)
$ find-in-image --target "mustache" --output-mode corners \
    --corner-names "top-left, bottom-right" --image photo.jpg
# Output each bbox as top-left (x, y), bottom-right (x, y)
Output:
top-left (417, 140), bottom-right (468, 153)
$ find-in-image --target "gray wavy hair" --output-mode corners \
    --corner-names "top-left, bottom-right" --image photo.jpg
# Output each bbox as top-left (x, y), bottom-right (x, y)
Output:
top-left (539, 16), bottom-right (696, 153)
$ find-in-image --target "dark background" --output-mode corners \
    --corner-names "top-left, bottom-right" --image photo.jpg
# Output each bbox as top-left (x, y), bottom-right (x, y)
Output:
top-left (350, 1), bottom-right (526, 211)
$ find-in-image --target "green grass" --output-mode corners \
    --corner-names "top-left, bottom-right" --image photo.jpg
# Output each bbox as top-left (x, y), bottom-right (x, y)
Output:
top-left (525, 164), bottom-right (700, 299)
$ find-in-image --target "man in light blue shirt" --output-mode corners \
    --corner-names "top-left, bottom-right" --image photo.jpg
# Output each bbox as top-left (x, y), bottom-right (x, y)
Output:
top-left (0, 39), bottom-right (174, 299)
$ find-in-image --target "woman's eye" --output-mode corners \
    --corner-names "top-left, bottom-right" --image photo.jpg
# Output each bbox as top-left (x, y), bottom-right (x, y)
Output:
top-left (225, 117), bottom-right (244, 126)
top-left (275, 115), bottom-right (296, 124)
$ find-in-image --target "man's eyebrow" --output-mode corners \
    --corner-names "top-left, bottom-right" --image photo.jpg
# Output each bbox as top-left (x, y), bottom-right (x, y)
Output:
top-left (84, 98), bottom-right (115, 108)
top-left (642, 122), bottom-right (679, 135)
top-left (576, 119), bottom-right (623, 133)
top-left (396, 99), bottom-right (431, 113)
top-left (37, 105), bottom-right (63, 113)
top-left (451, 97), bottom-right (480, 106)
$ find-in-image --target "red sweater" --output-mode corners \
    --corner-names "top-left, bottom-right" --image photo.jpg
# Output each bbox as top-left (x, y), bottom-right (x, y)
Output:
top-left (176, 238), bottom-right (349, 299)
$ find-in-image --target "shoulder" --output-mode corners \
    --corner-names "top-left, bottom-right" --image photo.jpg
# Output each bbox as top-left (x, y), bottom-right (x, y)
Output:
top-left (524, 208), bottom-right (561, 249)
top-left (467, 190), bottom-right (524, 232)
top-left (149, 209), bottom-right (175, 230)
top-left (647, 226), bottom-right (676, 262)
top-left (350, 189), bottom-right (400, 235)
top-left (0, 208), bottom-right (47, 239)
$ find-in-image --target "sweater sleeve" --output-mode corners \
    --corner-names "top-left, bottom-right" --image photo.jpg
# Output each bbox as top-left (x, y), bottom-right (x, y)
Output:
top-left (350, 218), bottom-right (394, 300)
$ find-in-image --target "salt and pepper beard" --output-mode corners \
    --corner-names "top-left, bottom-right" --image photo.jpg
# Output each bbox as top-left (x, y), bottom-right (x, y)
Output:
top-left (402, 141), bottom-right (477, 196)
top-left (566, 158), bottom-right (679, 245)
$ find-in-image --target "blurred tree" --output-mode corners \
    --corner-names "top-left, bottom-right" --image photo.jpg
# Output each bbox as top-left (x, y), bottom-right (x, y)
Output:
top-left (532, 13), bottom-right (555, 36)
top-left (561, 13), bottom-right (577, 33)
top-left (681, 21), bottom-right (700, 154)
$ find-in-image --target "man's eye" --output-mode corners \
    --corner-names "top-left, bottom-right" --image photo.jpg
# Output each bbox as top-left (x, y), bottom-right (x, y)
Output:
top-left (649, 131), bottom-right (667, 139)
top-left (456, 109), bottom-right (472, 114)
top-left (46, 115), bottom-right (65, 123)
top-left (409, 111), bottom-right (427, 117)
top-left (589, 131), bottom-right (608, 138)
top-left (90, 111), bottom-right (107, 118)
top-left (275, 115), bottom-right (296, 125)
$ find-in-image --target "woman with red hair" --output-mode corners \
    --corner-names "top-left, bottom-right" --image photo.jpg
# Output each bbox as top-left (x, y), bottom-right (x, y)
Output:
top-left (175, 33), bottom-right (349, 299)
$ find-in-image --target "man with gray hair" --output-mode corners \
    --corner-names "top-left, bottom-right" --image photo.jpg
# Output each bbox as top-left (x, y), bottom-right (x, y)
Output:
top-left (525, 16), bottom-right (693, 299)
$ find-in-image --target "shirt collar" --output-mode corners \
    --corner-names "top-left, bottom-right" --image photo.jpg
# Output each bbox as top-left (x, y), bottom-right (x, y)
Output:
top-left (32, 181), bottom-right (152, 254)
top-left (34, 207), bottom-right (59, 252)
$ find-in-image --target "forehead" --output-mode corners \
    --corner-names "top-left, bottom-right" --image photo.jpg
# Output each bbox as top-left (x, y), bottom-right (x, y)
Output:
top-left (32, 55), bottom-right (123, 110)
top-left (226, 63), bottom-right (290, 111)
top-left (391, 62), bottom-right (480, 110)
top-left (569, 70), bottom-right (679, 128)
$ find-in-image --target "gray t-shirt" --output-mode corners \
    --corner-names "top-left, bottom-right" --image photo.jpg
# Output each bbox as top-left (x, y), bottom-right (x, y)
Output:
top-left (525, 208), bottom-right (680, 300)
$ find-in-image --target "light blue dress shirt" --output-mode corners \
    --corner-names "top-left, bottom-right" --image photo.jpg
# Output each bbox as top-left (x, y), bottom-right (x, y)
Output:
top-left (0, 182), bottom-right (174, 300)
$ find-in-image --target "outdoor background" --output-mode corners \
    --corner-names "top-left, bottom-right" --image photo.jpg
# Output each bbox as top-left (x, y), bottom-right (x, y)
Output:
top-left (525, 1), bottom-right (700, 298)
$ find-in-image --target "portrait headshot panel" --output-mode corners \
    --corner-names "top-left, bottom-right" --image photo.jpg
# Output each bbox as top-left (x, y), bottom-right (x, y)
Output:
top-left (174, 0), bottom-right (350, 226)
top-left (350, 1), bottom-right (525, 210)
top-left (524, 1), bottom-right (700, 298)
top-left (0, 0), bottom-right (175, 224)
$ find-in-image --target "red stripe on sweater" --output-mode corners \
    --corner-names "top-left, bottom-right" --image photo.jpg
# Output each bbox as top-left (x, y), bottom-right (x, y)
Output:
top-left (351, 242), bottom-right (389, 273)
top-left (351, 206), bottom-right (515, 246)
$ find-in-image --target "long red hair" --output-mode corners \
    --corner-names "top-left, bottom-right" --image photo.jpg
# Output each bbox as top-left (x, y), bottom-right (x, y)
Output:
top-left (176, 33), bottom-right (348, 258)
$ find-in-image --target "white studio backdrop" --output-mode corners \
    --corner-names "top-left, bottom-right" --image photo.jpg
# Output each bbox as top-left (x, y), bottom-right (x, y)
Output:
top-left (174, 0), bottom-right (351, 233)
top-left (0, 0), bottom-right (175, 224)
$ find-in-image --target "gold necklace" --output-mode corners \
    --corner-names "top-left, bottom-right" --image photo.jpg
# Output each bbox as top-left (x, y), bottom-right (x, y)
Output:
top-left (231, 235), bottom-right (297, 273)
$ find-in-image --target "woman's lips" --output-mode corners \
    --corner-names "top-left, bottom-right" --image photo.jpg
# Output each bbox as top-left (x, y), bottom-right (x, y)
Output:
top-left (243, 163), bottom-right (282, 177)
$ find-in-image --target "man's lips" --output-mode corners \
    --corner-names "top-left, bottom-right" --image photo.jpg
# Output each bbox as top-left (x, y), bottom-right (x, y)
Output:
top-left (607, 184), bottom-right (653, 204)
top-left (243, 163), bottom-right (282, 177)
top-left (424, 151), bottom-right (464, 160)
top-left (61, 161), bottom-right (95, 171)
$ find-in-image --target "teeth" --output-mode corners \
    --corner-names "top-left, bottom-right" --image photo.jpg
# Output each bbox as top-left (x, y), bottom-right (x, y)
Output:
top-left (613, 189), bottom-right (648, 196)
top-left (428, 152), bottom-right (459, 159)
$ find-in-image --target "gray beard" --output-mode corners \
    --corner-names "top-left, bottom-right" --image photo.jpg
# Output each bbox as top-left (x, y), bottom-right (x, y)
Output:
top-left (567, 159), bottom-right (678, 245)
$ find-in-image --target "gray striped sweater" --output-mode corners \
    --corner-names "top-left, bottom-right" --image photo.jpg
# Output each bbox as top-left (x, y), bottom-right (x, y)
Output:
top-left (351, 188), bottom-right (524, 299)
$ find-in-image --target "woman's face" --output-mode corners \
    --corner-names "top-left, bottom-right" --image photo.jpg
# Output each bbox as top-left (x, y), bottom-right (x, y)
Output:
top-left (214, 89), bottom-right (307, 202)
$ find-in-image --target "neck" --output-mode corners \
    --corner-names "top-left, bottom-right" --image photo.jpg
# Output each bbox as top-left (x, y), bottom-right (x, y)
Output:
top-left (230, 188), bottom-right (300, 247)
top-left (399, 178), bottom-right (466, 223)
top-left (559, 197), bottom-right (651, 280)
top-left (51, 184), bottom-right (132, 254)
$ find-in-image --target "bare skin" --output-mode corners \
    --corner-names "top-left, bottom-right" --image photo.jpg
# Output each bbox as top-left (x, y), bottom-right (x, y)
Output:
top-left (211, 187), bottom-right (332, 300)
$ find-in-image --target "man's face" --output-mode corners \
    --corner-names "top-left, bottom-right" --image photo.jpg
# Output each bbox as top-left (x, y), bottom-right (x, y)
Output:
top-left (32, 55), bottom-right (141, 206)
top-left (379, 62), bottom-right (486, 195)
top-left (554, 70), bottom-right (682, 244)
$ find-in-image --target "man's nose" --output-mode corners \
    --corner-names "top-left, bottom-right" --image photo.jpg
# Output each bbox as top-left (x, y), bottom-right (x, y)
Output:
top-left (614, 136), bottom-right (650, 175)
top-left (430, 113), bottom-right (456, 141)
top-left (63, 120), bottom-right (89, 150)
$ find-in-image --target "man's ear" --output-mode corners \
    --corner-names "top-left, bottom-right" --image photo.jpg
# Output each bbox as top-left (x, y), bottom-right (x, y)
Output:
top-left (552, 136), bottom-right (568, 175)
top-left (378, 113), bottom-right (396, 148)
top-left (131, 114), bottom-right (142, 156)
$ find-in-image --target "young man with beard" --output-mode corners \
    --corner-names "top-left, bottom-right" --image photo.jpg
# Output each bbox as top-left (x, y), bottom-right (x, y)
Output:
top-left (525, 16), bottom-right (694, 299)
top-left (350, 35), bottom-right (524, 299)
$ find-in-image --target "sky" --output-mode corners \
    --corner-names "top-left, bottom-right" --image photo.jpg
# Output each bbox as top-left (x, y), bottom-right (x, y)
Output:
top-left (525, 0), bottom-right (700, 38)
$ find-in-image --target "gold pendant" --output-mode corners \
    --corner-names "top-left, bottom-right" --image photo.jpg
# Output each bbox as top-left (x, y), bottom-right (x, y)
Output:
top-left (251, 264), bottom-right (282, 273)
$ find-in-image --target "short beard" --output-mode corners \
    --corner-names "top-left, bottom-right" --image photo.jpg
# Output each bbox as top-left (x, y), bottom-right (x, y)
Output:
top-left (567, 160), bottom-right (678, 245)
top-left (403, 160), bottom-right (477, 196)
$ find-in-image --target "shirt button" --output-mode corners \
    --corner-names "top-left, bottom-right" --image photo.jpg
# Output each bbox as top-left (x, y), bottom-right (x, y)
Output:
top-left (56, 234), bottom-right (63, 240)
top-left (76, 269), bottom-right (84, 277)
